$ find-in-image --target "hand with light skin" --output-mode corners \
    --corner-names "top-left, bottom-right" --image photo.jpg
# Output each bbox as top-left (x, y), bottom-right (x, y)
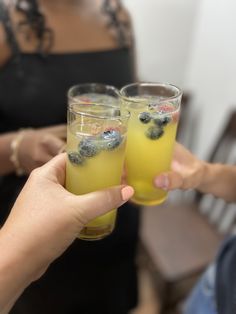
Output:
top-left (0, 153), bottom-right (134, 314)
top-left (17, 124), bottom-right (66, 174)
top-left (0, 124), bottom-right (66, 176)
top-left (154, 142), bottom-right (236, 203)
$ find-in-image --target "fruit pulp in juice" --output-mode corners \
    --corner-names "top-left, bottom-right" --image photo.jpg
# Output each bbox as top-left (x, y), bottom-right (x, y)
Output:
top-left (66, 121), bottom-right (126, 240)
top-left (125, 104), bottom-right (179, 206)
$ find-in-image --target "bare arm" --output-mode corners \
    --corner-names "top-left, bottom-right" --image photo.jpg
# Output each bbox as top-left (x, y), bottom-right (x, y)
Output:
top-left (0, 16), bottom-right (18, 174)
top-left (154, 142), bottom-right (236, 203)
top-left (0, 232), bottom-right (36, 314)
top-left (0, 125), bottom-right (66, 176)
top-left (197, 162), bottom-right (236, 202)
top-left (0, 154), bottom-right (134, 313)
top-left (0, 132), bottom-right (19, 175)
top-left (0, 20), bottom-right (11, 67)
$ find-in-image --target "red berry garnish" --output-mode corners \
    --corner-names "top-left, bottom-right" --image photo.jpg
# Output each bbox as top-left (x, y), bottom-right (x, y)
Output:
top-left (79, 96), bottom-right (92, 103)
top-left (104, 126), bottom-right (121, 133)
top-left (158, 104), bottom-right (179, 123)
top-left (158, 104), bottom-right (174, 113)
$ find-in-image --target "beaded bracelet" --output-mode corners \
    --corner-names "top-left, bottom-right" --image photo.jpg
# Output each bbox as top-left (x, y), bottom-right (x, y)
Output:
top-left (10, 129), bottom-right (28, 176)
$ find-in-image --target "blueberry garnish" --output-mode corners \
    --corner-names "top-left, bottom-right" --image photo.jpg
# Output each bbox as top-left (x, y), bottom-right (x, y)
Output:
top-left (79, 139), bottom-right (99, 157)
top-left (68, 152), bottom-right (85, 166)
top-left (146, 126), bottom-right (164, 140)
top-left (153, 116), bottom-right (171, 127)
top-left (101, 130), bottom-right (122, 150)
top-left (139, 112), bottom-right (152, 124)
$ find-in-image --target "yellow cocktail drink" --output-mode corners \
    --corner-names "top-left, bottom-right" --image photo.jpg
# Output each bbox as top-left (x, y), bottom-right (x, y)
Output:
top-left (125, 105), bottom-right (179, 205)
top-left (66, 121), bottom-right (127, 240)
top-left (66, 84), bottom-right (129, 240)
top-left (121, 83), bottom-right (182, 206)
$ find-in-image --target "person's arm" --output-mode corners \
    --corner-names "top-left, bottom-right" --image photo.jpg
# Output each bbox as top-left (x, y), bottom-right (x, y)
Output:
top-left (154, 142), bottom-right (236, 203)
top-left (0, 21), bottom-right (17, 175)
top-left (195, 163), bottom-right (236, 202)
top-left (0, 20), bottom-right (11, 67)
top-left (0, 125), bottom-right (66, 176)
top-left (0, 232), bottom-right (38, 314)
top-left (0, 153), bottom-right (134, 313)
top-left (0, 132), bottom-right (18, 174)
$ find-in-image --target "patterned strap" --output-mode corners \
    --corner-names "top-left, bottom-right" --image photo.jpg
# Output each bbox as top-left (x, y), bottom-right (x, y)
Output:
top-left (0, 1), bottom-right (21, 59)
top-left (102, 0), bottom-right (133, 48)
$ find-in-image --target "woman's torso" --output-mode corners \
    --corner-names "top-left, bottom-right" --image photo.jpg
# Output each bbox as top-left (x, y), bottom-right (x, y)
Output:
top-left (0, 0), bottom-right (135, 209)
top-left (0, 0), bottom-right (134, 129)
top-left (0, 2), bottom-right (139, 313)
top-left (0, 0), bottom-right (138, 248)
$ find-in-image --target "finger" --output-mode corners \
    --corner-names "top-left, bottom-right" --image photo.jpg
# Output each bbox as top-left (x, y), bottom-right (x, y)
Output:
top-left (73, 185), bottom-right (134, 224)
top-left (46, 124), bottom-right (67, 139)
top-left (41, 134), bottom-right (66, 156)
top-left (36, 153), bottom-right (67, 184)
top-left (153, 172), bottom-right (184, 191)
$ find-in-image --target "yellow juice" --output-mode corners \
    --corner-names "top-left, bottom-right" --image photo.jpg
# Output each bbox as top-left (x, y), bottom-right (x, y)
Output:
top-left (66, 121), bottom-right (126, 240)
top-left (125, 105), bottom-right (179, 206)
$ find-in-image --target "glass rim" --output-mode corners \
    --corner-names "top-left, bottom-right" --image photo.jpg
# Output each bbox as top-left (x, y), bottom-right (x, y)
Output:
top-left (68, 103), bottom-right (130, 121)
top-left (67, 83), bottom-right (120, 102)
top-left (120, 82), bottom-right (183, 104)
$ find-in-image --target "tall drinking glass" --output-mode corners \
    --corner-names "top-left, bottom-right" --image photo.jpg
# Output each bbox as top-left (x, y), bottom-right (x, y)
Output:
top-left (66, 84), bottom-right (130, 240)
top-left (121, 82), bottom-right (182, 206)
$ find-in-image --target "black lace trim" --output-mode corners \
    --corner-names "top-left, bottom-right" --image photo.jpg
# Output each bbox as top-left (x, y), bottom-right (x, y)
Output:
top-left (0, 1), bottom-right (21, 62)
top-left (101, 0), bottom-right (132, 47)
top-left (16, 0), bottom-right (53, 56)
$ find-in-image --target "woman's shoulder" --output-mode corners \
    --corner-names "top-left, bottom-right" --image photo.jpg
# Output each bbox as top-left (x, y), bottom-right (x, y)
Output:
top-left (0, 1), bottom-right (13, 67)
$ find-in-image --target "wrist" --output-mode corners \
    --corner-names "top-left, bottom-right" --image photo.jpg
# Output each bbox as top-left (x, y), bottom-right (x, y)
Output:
top-left (9, 129), bottom-right (32, 176)
top-left (0, 231), bottom-right (32, 311)
top-left (196, 162), bottom-right (218, 194)
top-left (0, 227), bottom-right (47, 285)
top-left (0, 227), bottom-right (49, 313)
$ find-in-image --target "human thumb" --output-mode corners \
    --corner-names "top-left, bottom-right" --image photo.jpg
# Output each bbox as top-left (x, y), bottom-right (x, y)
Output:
top-left (42, 134), bottom-right (65, 156)
top-left (72, 185), bottom-right (134, 224)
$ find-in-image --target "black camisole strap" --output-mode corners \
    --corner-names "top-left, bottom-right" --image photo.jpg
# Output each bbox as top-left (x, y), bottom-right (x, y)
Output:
top-left (0, 1), bottom-right (21, 61)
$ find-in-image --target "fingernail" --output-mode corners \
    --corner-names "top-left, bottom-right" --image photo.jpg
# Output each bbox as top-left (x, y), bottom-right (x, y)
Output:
top-left (121, 186), bottom-right (134, 201)
top-left (154, 175), bottom-right (169, 190)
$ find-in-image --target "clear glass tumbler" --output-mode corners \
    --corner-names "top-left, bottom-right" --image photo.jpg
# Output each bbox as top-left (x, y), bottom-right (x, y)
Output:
top-left (66, 83), bottom-right (130, 240)
top-left (120, 82), bottom-right (182, 206)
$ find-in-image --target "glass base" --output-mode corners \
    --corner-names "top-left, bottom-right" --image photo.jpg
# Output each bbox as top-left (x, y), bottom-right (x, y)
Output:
top-left (131, 195), bottom-right (167, 206)
top-left (78, 224), bottom-right (114, 241)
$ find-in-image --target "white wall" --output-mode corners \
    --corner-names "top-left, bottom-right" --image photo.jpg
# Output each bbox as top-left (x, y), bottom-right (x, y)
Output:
top-left (123, 0), bottom-right (200, 87)
top-left (184, 0), bottom-right (236, 158)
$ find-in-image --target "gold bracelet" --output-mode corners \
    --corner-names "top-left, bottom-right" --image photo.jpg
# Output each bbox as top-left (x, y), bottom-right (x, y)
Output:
top-left (10, 129), bottom-right (28, 176)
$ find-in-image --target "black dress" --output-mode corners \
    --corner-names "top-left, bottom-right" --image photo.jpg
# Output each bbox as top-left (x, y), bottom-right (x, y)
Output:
top-left (0, 4), bottom-right (139, 314)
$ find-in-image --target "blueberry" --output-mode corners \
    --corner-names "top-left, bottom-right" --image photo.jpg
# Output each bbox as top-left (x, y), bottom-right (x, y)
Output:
top-left (101, 130), bottom-right (122, 150)
top-left (139, 112), bottom-right (152, 124)
top-left (153, 115), bottom-right (171, 127)
top-left (79, 139), bottom-right (99, 157)
top-left (145, 126), bottom-right (164, 140)
top-left (68, 152), bottom-right (85, 165)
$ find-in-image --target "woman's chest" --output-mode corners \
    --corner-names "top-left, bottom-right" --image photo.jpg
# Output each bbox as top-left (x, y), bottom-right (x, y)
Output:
top-left (0, 51), bottom-right (133, 130)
